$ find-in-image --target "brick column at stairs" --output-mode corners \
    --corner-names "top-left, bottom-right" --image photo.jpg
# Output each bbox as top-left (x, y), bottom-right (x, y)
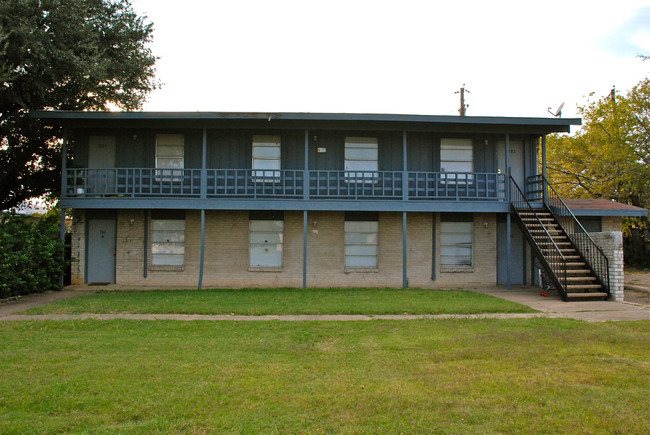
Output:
top-left (589, 231), bottom-right (624, 301)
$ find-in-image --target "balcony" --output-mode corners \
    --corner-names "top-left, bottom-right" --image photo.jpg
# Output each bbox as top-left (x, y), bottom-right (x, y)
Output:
top-left (64, 168), bottom-right (507, 202)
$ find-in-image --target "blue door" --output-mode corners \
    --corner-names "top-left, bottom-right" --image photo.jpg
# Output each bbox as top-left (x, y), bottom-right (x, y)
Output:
top-left (87, 219), bottom-right (116, 283)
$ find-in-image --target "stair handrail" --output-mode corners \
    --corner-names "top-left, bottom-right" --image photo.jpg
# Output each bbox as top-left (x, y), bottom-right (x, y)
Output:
top-left (510, 176), bottom-right (568, 296)
top-left (534, 175), bottom-right (610, 295)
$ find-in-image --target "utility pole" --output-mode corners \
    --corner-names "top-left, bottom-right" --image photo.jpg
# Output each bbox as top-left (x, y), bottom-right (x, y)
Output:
top-left (456, 84), bottom-right (469, 116)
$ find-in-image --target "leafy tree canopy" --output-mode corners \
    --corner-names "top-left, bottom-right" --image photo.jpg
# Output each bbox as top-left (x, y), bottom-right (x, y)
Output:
top-left (546, 78), bottom-right (650, 211)
top-left (0, 0), bottom-right (158, 211)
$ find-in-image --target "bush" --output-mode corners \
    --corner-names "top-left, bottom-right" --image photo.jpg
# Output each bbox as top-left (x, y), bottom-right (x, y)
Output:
top-left (0, 213), bottom-right (65, 298)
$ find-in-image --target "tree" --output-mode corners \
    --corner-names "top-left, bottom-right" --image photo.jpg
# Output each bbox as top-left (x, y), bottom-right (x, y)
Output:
top-left (546, 78), bottom-right (650, 209)
top-left (0, 0), bottom-right (158, 211)
top-left (546, 78), bottom-right (650, 266)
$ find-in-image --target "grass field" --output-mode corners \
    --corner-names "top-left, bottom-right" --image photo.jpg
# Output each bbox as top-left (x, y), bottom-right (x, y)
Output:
top-left (1, 318), bottom-right (648, 433)
top-left (22, 288), bottom-right (535, 315)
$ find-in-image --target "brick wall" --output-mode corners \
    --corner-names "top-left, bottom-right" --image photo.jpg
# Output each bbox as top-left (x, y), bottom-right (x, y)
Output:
top-left (70, 209), bottom-right (500, 289)
top-left (69, 210), bottom-right (85, 285)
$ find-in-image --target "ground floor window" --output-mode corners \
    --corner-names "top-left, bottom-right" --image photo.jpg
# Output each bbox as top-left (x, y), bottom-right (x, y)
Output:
top-left (440, 214), bottom-right (473, 269)
top-left (151, 211), bottom-right (186, 267)
top-left (344, 212), bottom-right (378, 269)
top-left (249, 211), bottom-right (284, 269)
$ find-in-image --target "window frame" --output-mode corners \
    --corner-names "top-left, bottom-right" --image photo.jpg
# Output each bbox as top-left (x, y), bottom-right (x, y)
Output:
top-left (155, 134), bottom-right (185, 181)
top-left (344, 219), bottom-right (379, 271)
top-left (344, 137), bottom-right (378, 183)
top-left (150, 217), bottom-right (186, 270)
top-left (440, 218), bottom-right (473, 270)
top-left (252, 135), bottom-right (281, 183)
top-left (440, 138), bottom-right (473, 184)
top-left (249, 218), bottom-right (284, 271)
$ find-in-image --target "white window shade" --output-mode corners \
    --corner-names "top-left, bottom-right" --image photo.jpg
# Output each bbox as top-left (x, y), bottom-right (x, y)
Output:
top-left (156, 134), bottom-right (184, 168)
top-left (250, 220), bottom-right (284, 268)
top-left (345, 137), bottom-right (378, 182)
top-left (440, 138), bottom-right (473, 173)
top-left (440, 221), bottom-right (473, 267)
top-left (345, 220), bottom-right (378, 268)
top-left (252, 135), bottom-right (281, 180)
top-left (151, 219), bottom-right (185, 266)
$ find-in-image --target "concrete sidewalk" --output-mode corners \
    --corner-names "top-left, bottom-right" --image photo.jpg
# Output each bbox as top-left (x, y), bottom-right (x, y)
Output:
top-left (1, 286), bottom-right (648, 322)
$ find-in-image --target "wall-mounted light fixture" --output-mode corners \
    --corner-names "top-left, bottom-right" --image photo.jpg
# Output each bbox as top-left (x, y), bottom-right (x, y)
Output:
top-left (483, 222), bottom-right (489, 229)
top-left (130, 218), bottom-right (135, 225)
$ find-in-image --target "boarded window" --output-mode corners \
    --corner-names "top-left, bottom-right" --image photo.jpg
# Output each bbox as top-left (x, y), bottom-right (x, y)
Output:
top-left (345, 220), bottom-right (378, 268)
top-left (252, 135), bottom-right (281, 180)
top-left (345, 137), bottom-right (378, 182)
top-left (151, 218), bottom-right (185, 266)
top-left (440, 220), bottom-right (473, 268)
top-left (441, 138), bottom-right (473, 183)
top-left (249, 219), bottom-right (284, 268)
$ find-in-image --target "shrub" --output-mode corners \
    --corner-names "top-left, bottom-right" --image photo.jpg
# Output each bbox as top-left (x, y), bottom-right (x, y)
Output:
top-left (0, 213), bottom-right (65, 298)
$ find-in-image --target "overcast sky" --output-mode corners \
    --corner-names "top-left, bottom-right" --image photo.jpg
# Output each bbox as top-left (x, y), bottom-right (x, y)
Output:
top-left (131, 0), bottom-right (650, 119)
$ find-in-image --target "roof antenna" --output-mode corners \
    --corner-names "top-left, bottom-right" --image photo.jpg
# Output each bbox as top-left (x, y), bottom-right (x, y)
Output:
top-left (455, 84), bottom-right (469, 116)
top-left (547, 102), bottom-right (564, 118)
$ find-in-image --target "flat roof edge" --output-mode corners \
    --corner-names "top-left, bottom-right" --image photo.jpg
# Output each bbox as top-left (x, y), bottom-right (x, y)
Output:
top-left (30, 110), bottom-right (582, 127)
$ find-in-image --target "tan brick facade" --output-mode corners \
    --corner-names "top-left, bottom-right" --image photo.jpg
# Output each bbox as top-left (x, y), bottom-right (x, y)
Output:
top-left (71, 209), bottom-right (500, 288)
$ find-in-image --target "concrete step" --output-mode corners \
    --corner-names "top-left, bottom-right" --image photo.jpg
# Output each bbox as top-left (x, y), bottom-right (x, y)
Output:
top-left (566, 292), bottom-right (608, 299)
top-left (567, 284), bottom-right (602, 290)
top-left (567, 276), bottom-right (597, 282)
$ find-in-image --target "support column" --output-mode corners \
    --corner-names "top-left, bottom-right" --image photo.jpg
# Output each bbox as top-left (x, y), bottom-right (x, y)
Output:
top-left (303, 210), bottom-right (308, 289)
top-left (198, 209), bottom-right (205, 290)
top-left (60, 208), bottom-right (66, 287)
top-left (143, 210), bottom-right (148, 278)
top-left (402, 131), bottom-right (408, 200)
top-left (201, 128), bottom-right (207, 199)
top-left (59, 129), bottom-right (68, 287)
top-left (541, 135), bottom-right (547, 205)
top-left (198, 128), bottom-right (207, 289)
top-left (506, 133), bottom-right (511, 290)
top-left (304, 130), bottom-right (309, 200)
top-left (431, 213), bottom-right (436, 281)
top-left (403, 211), bottom-right (407, 288)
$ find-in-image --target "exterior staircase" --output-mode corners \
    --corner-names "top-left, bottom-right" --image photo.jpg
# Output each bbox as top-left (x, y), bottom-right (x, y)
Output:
top-left (510, 176), bottom-right (610, 301)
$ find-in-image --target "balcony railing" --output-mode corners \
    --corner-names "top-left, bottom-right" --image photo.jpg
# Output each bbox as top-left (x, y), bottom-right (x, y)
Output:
top-left (64, 168), bottom-right (506, 201)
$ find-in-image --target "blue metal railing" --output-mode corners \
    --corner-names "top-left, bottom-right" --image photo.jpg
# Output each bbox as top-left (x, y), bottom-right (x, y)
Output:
top-left (64, 168), bottom-right (507, 201)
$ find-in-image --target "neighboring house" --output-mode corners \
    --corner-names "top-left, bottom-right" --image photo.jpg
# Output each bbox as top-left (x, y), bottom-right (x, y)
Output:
top-left (33, 111), bottom-right (647, 301)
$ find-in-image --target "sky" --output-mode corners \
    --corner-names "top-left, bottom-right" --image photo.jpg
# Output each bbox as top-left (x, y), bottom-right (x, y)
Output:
top-left (131, 0), bottom-right (650, 119)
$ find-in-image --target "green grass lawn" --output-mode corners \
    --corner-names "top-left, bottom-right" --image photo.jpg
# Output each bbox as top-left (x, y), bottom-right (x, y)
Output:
top-left (22, 288), bottom-right (534, 315)
top-left (0, 318), bottom-right (648, 433)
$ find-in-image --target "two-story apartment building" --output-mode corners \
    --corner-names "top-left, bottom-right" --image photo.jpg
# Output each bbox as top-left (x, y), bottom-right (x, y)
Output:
top-left (34, 111), bottom-right (647, 301)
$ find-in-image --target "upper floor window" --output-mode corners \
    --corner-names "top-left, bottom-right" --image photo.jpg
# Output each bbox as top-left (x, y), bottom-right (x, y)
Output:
top-left (156, 134), bottom-right (184, 179)
top-left (252, 135), bottom-right (281, 181)
top-left (345, 137), bottom-right (378, 182)
top-left (441, 138), bottom-right (473, 183)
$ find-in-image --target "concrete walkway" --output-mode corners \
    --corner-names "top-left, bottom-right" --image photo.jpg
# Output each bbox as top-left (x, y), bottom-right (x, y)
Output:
top-left (1, 286), bottom-right (648, 322)
top-left (476, 286), bottom-right (650, 322)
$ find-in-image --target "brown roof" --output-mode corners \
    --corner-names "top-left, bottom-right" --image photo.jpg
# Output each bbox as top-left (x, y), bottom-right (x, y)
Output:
top-left (563, 199), bottom-right (647, 217)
